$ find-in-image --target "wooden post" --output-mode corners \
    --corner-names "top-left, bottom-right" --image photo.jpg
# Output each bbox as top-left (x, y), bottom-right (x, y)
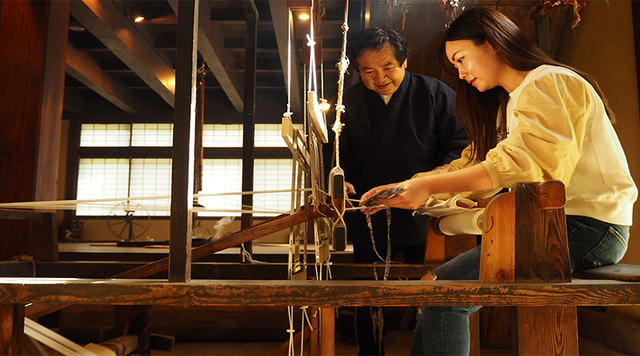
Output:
top-left (480, 181), bottom-right (578, 355)
top-left (170, 0), bottom-right (199, 282)
top-left (194, 67), bottom-right (205, 197)
top-left (0, 304), bottom-right (24, 355)
top-left (320, 307), bottom-right (335, 356)
top-left (240, 0), bottom-right (259, 258)
top-left (0, 0), bottom-right (68, 261)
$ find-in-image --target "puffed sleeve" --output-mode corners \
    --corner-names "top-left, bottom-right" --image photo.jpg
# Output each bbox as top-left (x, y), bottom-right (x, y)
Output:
top-left (412, 144), bottom-right (501, 201)
top-left (482, 73), bottom-right (591, 188)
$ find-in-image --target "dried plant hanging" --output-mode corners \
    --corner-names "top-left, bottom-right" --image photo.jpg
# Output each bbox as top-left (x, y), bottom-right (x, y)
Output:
top-left (539, 0), bottom-right (587, 28)
top-left (386, 0), bottom-right (410, 31)
top-left (315, 0), bottom-right (326, 32)
top-left (441, 0), bottom-right (466, 28)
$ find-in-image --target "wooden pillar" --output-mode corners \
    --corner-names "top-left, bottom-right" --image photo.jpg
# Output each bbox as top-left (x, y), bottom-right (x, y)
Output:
top-left (195, 68), bottom-right (206, 197)
top-left (481, 181), bottom-right (578, 355)
top-left (320, 307), bottom-right (335, 356)
top-left (0, 304), bottom-right (24, 355)
top-left (0, 0), bottom-right (69, 261)
top-left (170, 0), bottom-right (199, 282)
top-left (240, 0), bottom-right (258, 257)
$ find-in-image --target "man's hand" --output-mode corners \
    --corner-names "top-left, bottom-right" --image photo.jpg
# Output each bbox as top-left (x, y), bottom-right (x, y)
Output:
top-left (433, 163), bottom-right (450, 171)
top-left (345, 182), bottom-right (356, 208)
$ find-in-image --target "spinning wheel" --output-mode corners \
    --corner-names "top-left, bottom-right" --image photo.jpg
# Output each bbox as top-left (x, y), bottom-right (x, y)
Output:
top-left (106, 202), bottom-right (151, 241)
top-left (192, 220), bottom-right (212, 240)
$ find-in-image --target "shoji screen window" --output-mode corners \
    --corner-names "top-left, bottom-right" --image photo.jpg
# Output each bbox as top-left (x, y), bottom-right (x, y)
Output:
top-left (75, 123), bottom-right (299, 218)
top-left (198, 124), bottom-right (298, 217)
top-left (76, 124), bottom-right (173, 217)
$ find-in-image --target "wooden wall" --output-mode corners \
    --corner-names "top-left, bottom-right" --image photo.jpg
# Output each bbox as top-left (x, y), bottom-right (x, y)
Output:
top-left (567, 0), bottom-right (640, 318)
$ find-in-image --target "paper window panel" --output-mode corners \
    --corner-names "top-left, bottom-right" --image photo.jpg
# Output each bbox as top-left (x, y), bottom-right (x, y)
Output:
top-left (131, 123), bottom-right (174, 147)
top-left (253, 159), bottom-right (294, 217)
top-left (255, 123), bottom-right (304, 147)
top-left (255, 124), bottom-right (286, 147)
top-left (129, 158), bottom-right (172, 216)
top-left (198, 159), bottom-right (242, 217)
top-left (79, 124), bottom-right (131, 147)
top-left (76, 158), bottom-right (130, 216)
top-left (202, 124), bottom-right (242, 147)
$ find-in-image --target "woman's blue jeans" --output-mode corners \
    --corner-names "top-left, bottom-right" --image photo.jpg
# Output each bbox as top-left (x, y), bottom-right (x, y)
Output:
top-left (409, 215), bottom-right (630, 356)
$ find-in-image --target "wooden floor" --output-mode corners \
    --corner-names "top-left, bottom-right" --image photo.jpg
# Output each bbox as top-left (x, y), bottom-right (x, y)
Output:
top-left (152, 337), bottom-right (626, 356)
top-left (27, 303), bottom-right (632, 356)
top-left (30, 323), bottom-right (627, 356)
top-left (34, 305), bottom-right (630, 356)
top-left (153, 329), bottom-right (413, 356)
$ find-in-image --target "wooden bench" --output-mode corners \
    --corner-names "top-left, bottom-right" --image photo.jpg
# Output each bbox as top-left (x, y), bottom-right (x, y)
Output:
top-left (0, 181), bottom-right (638, 355)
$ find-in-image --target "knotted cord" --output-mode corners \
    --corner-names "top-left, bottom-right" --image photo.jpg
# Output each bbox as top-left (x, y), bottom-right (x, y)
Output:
top-left (325, 0), bottom-right (351, 254)
top-left (332, 0), bottom-right (349, 171)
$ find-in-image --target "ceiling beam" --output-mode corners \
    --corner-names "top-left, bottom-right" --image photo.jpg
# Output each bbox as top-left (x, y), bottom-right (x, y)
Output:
top-left (65, 44), bottom-right (139, 114)
top-left (70, 0), bottom-right (175, 107)
top-left (269, 0), bottom-right (302, 114)
top-left (168, 0), bottom-right (245, 113)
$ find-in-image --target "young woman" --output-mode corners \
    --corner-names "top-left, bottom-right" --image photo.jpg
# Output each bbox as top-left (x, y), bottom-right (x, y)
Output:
top-left (359, 7), bottom-right (637, 355)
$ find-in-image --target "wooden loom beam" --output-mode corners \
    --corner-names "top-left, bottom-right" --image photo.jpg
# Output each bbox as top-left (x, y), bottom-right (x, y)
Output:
top-left (1, 182), bottom-right (640, 355)
top-left (24, 204), bottom-right (337, 319)
top-left (2, 279), bottom-right (639, 308)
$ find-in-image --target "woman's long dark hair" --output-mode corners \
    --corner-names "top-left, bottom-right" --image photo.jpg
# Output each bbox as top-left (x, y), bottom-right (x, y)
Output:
top-left (439, 7), bottom-right (616, 162)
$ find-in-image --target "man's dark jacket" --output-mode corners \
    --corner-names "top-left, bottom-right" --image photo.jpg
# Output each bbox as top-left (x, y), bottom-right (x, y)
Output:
top-left (325, 71), bottom-right (468, 247)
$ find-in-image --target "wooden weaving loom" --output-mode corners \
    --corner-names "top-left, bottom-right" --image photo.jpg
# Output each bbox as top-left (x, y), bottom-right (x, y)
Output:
top-left (1, 181), bottom-right (639, 355)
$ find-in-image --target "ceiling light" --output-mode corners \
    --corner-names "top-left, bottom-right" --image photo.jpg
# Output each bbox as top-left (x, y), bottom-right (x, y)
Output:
top-left (69, 20), bottom-right (85, 32)
top-left (130, 10), bottom-right (145, 23)
top-left (298, 13), bottom-right (310, 21)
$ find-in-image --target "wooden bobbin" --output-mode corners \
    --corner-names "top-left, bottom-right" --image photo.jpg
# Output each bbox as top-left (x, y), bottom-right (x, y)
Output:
top-left (329, 167), bottom-right (347, 251)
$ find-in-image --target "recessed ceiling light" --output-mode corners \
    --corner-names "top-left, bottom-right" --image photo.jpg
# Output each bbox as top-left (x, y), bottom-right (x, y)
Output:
top-left (130, 10), bottom-right (145, 23)
top-left (69, 25), bottom-right (85, 32)
top-left (298, 13), bottom-right (310, 21)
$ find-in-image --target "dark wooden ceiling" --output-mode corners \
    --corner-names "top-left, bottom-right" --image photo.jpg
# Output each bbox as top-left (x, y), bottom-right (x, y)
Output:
top-left (63, 0), bottom-right (575, 122)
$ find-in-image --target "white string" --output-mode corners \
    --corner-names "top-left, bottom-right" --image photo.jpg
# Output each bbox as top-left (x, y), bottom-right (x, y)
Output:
top-left (332, 0), bottom-right (350, 170)
top-left (0, 188), bottom-right (313, 211)
top-left (325, 254), bottom-right (333, 280)
top-left (287, 305), bottom-right (295, 356)
top-left (299, 306), bottom-right (313, 356)
top-left (306, 0), bottom-right (318, 95)
top-left (284, 9), bottom-right (293, 118)
top-left (325, 0), bottom-right (350, 246)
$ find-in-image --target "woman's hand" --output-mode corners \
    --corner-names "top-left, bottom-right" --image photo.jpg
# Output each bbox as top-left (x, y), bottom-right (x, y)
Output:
top-left (359, 164), bottom-right (494, 215)
top-left (358, 183), bottom-right (398, 214)
top-left (359, 177), bottom-right (433, 214)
